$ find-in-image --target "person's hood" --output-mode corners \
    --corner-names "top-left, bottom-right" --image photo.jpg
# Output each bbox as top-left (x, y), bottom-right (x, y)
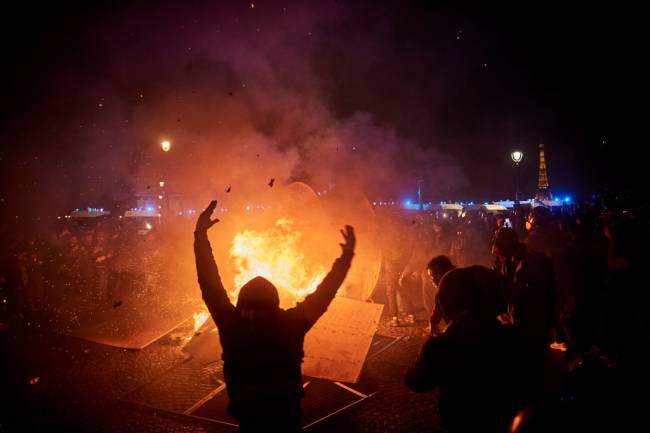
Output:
top-left (236, 276), bottom-right (280, 310)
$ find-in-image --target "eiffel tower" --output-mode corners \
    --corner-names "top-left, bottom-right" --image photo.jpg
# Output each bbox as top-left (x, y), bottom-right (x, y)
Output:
top-left (535, 143), bottom-right (552, 200)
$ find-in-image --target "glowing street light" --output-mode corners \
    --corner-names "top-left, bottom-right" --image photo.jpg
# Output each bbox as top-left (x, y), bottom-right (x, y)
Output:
top-left (159, 142), bottom-right (171, 218)
top-left (511, 150), bottom-right (524, 208)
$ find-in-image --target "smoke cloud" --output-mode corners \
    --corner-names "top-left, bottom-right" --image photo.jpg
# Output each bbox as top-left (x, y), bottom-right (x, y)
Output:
top-left (1, 0), bottom-right (467, 226)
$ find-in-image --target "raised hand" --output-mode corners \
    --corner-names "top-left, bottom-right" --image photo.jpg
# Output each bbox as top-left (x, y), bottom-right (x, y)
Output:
top-left (195, 200), bottom-right (220, 233)
top-left (339, 225), bottom-right (356, 254)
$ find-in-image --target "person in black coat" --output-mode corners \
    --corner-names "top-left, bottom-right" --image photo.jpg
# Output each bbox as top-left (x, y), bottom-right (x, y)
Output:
top-left (405, 266), bottom-right (535, 433)
top-left (194, 200), bottom-right (355, 432)
top-left (492, 227), bottom-right (556, 358)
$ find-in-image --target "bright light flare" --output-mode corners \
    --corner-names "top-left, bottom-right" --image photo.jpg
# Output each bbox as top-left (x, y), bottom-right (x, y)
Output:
top-left (161, 140), bottom-right (171, 152)
top-left (550, 341), bottom-right (568, 352)
top-left (511, 150), bottom-right (523, 164)
top-left (229, 219), bottom-right (326, 308)
top-left (193, 310), bottom-right (210, 331)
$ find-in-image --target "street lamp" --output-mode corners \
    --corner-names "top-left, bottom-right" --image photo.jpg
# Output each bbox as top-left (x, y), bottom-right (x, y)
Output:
top-left (159, 141), bottom-right (171, 218)
top-left (511, 150), bottom-right (523, 208)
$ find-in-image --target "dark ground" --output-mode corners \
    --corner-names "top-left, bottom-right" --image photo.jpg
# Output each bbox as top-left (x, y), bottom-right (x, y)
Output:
top-left (1, 307), bottom-right (443, 433)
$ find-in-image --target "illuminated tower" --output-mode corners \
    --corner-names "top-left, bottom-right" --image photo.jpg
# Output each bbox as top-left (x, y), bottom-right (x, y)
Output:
top-left (535, 143), bottom-right (552, 200)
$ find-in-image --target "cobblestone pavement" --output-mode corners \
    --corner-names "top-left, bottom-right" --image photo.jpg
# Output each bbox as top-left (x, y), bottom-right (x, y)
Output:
top-left (1, 310), bottom-right (441, 433)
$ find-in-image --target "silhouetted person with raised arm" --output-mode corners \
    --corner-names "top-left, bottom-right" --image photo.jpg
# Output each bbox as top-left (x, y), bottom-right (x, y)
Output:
top-left (194, 200), bottom-right (355, 433)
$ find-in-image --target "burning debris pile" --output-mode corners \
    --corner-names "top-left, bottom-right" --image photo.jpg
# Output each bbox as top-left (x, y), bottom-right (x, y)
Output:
top-left (203, 182), bottom-right (382, 309)
top-left (230, 218), bottom-right (327, 308)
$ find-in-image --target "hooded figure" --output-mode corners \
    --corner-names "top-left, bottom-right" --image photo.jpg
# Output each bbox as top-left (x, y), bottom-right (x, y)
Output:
top-left (237, 276), bottom-right (280, 309)
top-left (406, 266), bottom-right (535, 433)
top-left (194, 201), bottom-right (355, 433)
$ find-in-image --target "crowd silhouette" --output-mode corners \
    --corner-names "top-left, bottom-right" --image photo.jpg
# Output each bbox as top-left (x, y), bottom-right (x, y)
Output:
top-left (1, 198), bottom-right (647, 432)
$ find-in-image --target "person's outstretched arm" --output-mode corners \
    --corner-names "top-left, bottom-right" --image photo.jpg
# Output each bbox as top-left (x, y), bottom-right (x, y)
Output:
top-left (291, 226), bottom-right (355, 329)
top-left (194, 200), bottom-right (235, 326)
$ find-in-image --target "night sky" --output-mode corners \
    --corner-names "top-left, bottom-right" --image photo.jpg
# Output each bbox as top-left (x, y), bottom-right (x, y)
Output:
top-left (0, 0), bottom-right (640, 222)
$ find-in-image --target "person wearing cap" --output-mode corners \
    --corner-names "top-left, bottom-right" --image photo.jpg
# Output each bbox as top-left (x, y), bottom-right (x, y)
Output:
top-left (193, 200), bottom-right (355, 433)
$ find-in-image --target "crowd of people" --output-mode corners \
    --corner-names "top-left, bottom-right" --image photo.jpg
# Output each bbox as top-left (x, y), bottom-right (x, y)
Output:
top-left (382, 202), bottom-right (647, 432)
top-left (190, 198), bottom-right (647, 432)
top-left (0, 217), bottom-right (171, 328)
top-left (2, 199), bottom-right (647, 432)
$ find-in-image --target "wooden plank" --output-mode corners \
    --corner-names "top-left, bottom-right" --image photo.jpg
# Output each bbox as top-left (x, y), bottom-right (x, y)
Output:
top-left (183, 382), bottom-right (226, 415)
top-left (302, 297), bottom-right (383, 383)
top-left (302, 392), bottom-right (376, 429)
top-left (70, 302), bottom-right (193, 349)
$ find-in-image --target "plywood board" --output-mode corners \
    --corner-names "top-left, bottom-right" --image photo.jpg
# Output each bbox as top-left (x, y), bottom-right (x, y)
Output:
top-left (302, 297), bottom-right (383, 383)
top-left (183, 297), bottom-right (383, 383)
top-left (71, 298), bottom-right (197, 349)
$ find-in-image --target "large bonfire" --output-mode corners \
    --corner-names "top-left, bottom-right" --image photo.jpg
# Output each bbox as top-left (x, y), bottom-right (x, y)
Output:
top-left (229, 218), bottom-right (327, 308)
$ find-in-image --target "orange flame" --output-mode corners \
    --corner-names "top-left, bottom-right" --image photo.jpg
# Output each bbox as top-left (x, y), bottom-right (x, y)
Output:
top-left (229, 219), bottom-right (326, 308)
top-left (193, 310), bottom-right (209, 331)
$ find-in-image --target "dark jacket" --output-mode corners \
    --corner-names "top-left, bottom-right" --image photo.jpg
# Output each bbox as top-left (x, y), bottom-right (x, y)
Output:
top-left (405, 313), bottom-right (535, 433)
top-left (510, 251), bottom-right (556, 346)
top-left (194, 231), bottom-right (353, 419)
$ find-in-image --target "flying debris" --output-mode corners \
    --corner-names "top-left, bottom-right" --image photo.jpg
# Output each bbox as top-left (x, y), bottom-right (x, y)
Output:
top-left (268, 178), bottom-right (275, 187)
top-left (113, 300), bottom-right (123, 308)
top-left (226, 186), bottom-right (231, 193)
